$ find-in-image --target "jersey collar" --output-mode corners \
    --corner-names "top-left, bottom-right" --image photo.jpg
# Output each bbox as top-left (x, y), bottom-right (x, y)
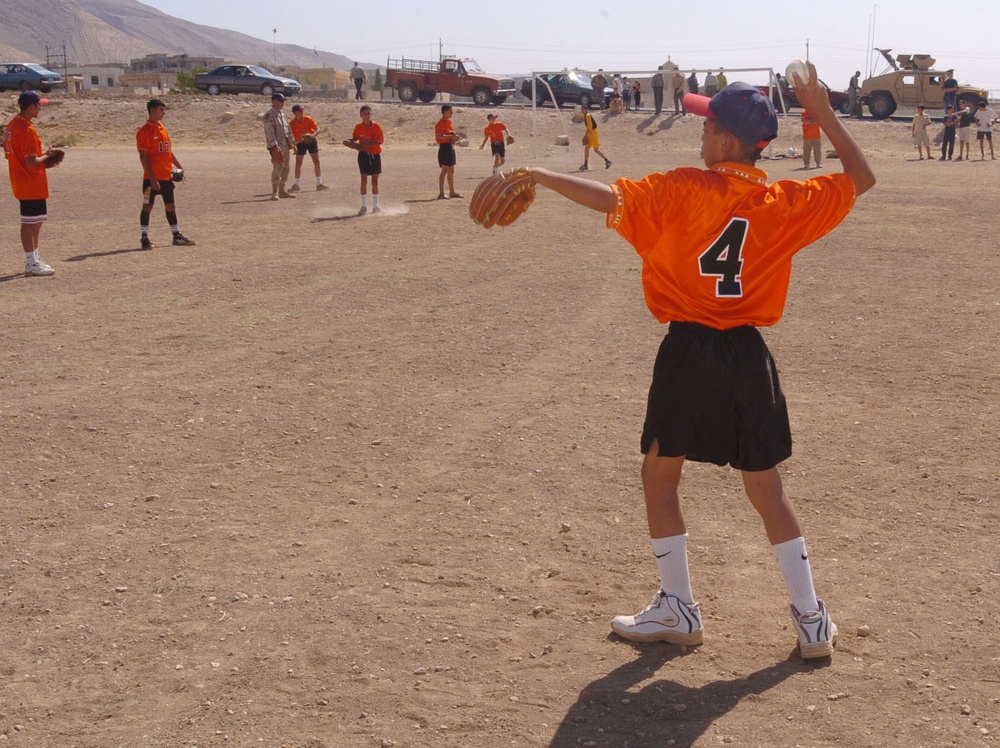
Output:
top-left (710, 161), bottom-right (768, 186)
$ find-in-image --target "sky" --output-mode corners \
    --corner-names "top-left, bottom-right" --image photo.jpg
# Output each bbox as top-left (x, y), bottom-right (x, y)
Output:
top-left (141, 0), bottom-right (1000, 94)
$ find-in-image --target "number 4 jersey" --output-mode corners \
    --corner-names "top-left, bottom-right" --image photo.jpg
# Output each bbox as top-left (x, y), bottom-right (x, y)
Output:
top-left (607, 162), bottom-right (856, 330)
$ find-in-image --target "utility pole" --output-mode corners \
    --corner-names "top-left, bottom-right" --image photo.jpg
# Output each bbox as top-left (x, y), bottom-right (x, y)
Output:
top-left (272, 29), bottom-right (277, 69)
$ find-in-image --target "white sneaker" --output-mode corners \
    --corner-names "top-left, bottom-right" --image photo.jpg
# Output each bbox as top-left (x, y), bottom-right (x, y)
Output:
top-left (25, 260), bottom-right (55, 276)
top-left (611, 590), bottom-right (703, 645)
top-left (357, 206), bottom-right (368, 216)
top-left (790, 599), bottom-right (838, 659)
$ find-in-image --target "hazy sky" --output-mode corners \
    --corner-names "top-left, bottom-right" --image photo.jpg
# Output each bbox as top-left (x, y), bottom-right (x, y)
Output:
top-left (142, 0), bottom-right (1000, 93)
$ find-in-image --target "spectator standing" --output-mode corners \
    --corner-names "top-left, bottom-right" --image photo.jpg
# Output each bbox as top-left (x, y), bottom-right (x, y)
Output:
top-left (591, 70), bottom-right (608, 109)
top-left (942, 74), bottom-right (958, 111)
top-left (631, 79), bottom-right (642, 111)
top-left (672, 69), bottom-right (686, 114)
top-left (956, 105), bottom-right (974, 160)
top-left (848, 71), bottom-right (861, 118)
top-left (703, 70), bottom-right (718, 97)
top-left (651, 66), bottom-right (665, 115)
top-left (974, 100), bottom-right (996, 160)
top-left (939, 105), bottom-right (957, 160)
top-left (911, 105), bottom-right (932, 160)
top-left (350, 62), bottom-right (366, 100)
top-left (716, 68), bottom-right (728, 89)
top-left (687, 70), bottom-right (699, 95)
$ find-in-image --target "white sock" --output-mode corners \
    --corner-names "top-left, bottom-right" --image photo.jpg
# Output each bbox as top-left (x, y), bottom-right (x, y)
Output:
top-left (26, 250), bottom-right (39, 264)
top-left (316, 176), bottom-right (323, 186)
top-left (772, 537), bottom-right (820, 614)
top-left (361, 194), bottom-right (369, 209)
top-left (293, 178), bottom-right (300, 186)
top-left (651, 534), bottom-right (694, 604)
top-left (372, 194), bottom-right (379, 208)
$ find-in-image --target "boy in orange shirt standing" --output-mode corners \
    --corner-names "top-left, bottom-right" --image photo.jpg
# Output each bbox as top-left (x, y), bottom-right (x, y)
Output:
top-left (288, 104), bottom-right (328, 192)
top-left (136, 99), bottom-right (195, 250)
top-left (800, 109), bottom-right (822, 169)
top-left (479, 113), bottom-right (510, 175)
top-left (435, 104), bottom-right (461, 199)
top-left (3, 91), bottom-right (63, 276)
top-left (517, 68), bottom-right (875, 659)
top-left (344, 105), bottom-right (384, 215)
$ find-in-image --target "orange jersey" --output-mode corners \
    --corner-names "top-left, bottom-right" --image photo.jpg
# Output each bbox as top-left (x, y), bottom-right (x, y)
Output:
top-left (136, 120), bottom-right (174, 181)
top-left (4, 114), bottom-right (48, 200)
top-left (290, 114), bottom-right (318, 143)
top-left (483, 121), bottom-right (506, 143)
top-left (352, 121), bottom-right (384, 154)
top-left (607, 162), bottom-right (856, 329)
top-left (800, 112), bottom-right (821, 140)
top-left (435, 117), bottom-right (456, 144)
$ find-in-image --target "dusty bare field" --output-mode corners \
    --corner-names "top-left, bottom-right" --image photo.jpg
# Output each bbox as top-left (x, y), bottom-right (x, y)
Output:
top-left (1, 94), bottom-right (998, 748)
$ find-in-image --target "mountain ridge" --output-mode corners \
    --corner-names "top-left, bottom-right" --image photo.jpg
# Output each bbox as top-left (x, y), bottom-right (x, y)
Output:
top-left (0, 0), bottom-right (368, 71)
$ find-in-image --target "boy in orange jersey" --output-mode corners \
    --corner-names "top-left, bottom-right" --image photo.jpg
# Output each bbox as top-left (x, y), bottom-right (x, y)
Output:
top-left (434, 104), bottom-right (461, 199)
top-left (344, 105), bottom-right (384, 215)
top-left (800, 109), bottom-right (822, 169)
top-left (136, 99), bottom-right (195, 250)
top-left (288, 104), bottom-right (328, 192)
top-left (479, 113), bottom-right (510, 175)
top-left (521, 65), bottom-right (875, 659)
top-left (3, 91), bottom-right (63, 276)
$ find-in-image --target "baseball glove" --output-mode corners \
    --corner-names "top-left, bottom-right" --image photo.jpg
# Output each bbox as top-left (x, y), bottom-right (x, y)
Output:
top-left (171, 167), bottom-right (184, 182)
top-left (506, 135), bottom-right (515, 145)
top-left (469, 167), bottom-right (535, 229)
top-left (44, 149), bottom-right (65, 168)
top-left (342, 139), bottom-right (361, 151)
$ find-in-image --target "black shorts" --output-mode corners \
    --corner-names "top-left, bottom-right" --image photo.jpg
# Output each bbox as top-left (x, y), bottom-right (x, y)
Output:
top-left (490, 141), bottom-right (506, 158)
top-left (640, 322), bottom-right (792, 471)
top-left (977, 131), bottom-right (992, 141)
top-left (296, 139), bottom-right (319, 155)
top-left (358, 151), bottom-right (382, 175)
top-left (142, 178), bottom-right (176, 205)
top-left (19, 198), bottom-right (47, 223)
top-left (437, 143), bottom-right (456, 167)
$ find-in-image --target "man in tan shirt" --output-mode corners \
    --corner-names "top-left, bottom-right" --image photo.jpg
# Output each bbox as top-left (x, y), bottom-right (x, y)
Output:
top-left (263, 93), bottom-right (296, 200)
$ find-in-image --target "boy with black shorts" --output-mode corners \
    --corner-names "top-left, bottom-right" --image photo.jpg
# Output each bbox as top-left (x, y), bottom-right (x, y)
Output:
top-left (435, 104), bottom-right (461, 199)
top-left (4, 91), bottom-right (63, 276)
top-left (522, 65), bottom-right (875, 659)
top-left (480, 113), bottom-right (510, 175)
top-left (136, 99), bottom-right (195, 250)
top-left (289, 104), bottom-right (328, 192)
top-left (345, 105), bottom-right (384, 215)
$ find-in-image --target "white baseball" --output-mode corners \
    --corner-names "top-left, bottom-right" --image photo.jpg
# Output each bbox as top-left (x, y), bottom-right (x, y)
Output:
top-left (785, 60), bottom-right (810, 85)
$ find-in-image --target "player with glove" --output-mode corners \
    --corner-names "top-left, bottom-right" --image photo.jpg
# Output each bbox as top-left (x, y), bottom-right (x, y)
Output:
top-left (136, 99), bottom-right (196, 250)
top-left (3, 91), bottom-right (61, 276)
top-left (288, 104), bottom-right (328, 192)
top-left (479, 113), bottom-right (512, 176)
top-left (471, 67), bottom-right (876, 660)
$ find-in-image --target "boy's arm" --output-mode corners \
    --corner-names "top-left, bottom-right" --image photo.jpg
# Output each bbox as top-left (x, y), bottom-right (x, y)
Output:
top-left (791, 62), bottom-right (876, 196)
top-left (528, 168), bottom-right (615, 213)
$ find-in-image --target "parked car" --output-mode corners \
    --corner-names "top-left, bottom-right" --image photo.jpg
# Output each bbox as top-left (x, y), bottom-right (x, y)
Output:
top-left (521, 72), bottom-right (611, 109)
top-left (761, 75), bottom-right (851, 114)
top-left (194, 65), bottom-right (301, 96)
top-left (0, 63), bottom-right (63, 93)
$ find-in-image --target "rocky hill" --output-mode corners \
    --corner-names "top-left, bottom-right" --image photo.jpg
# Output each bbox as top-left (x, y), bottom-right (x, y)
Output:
top-left (0, 0), bottom-right (364, 70)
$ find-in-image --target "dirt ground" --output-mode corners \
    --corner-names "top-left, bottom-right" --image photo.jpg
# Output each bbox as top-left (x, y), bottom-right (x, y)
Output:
top-left (1, 94), bottom-right (998, 748)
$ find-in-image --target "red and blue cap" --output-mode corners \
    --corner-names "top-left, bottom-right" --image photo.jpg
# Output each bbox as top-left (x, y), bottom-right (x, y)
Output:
top-left (683, 82), bottom-right (778, 148)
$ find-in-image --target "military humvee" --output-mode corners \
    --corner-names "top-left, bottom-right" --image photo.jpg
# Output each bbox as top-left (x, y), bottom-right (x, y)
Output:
top-left (862, 49), bottom-right (987, 118)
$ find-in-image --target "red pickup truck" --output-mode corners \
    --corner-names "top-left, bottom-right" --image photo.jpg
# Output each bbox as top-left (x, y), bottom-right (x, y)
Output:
top-left (385, 57), bottom-right (516, 106)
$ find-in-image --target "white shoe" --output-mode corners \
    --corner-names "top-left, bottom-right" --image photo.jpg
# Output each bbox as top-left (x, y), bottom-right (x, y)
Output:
top-left (790, 599), bottom-right (838, 659)
top-left (25, 261), bottom-right (55, 276)
top-left (357, 206), bottom-right (368, 216)
top-left (611, 590), bottom-right (703, 645)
